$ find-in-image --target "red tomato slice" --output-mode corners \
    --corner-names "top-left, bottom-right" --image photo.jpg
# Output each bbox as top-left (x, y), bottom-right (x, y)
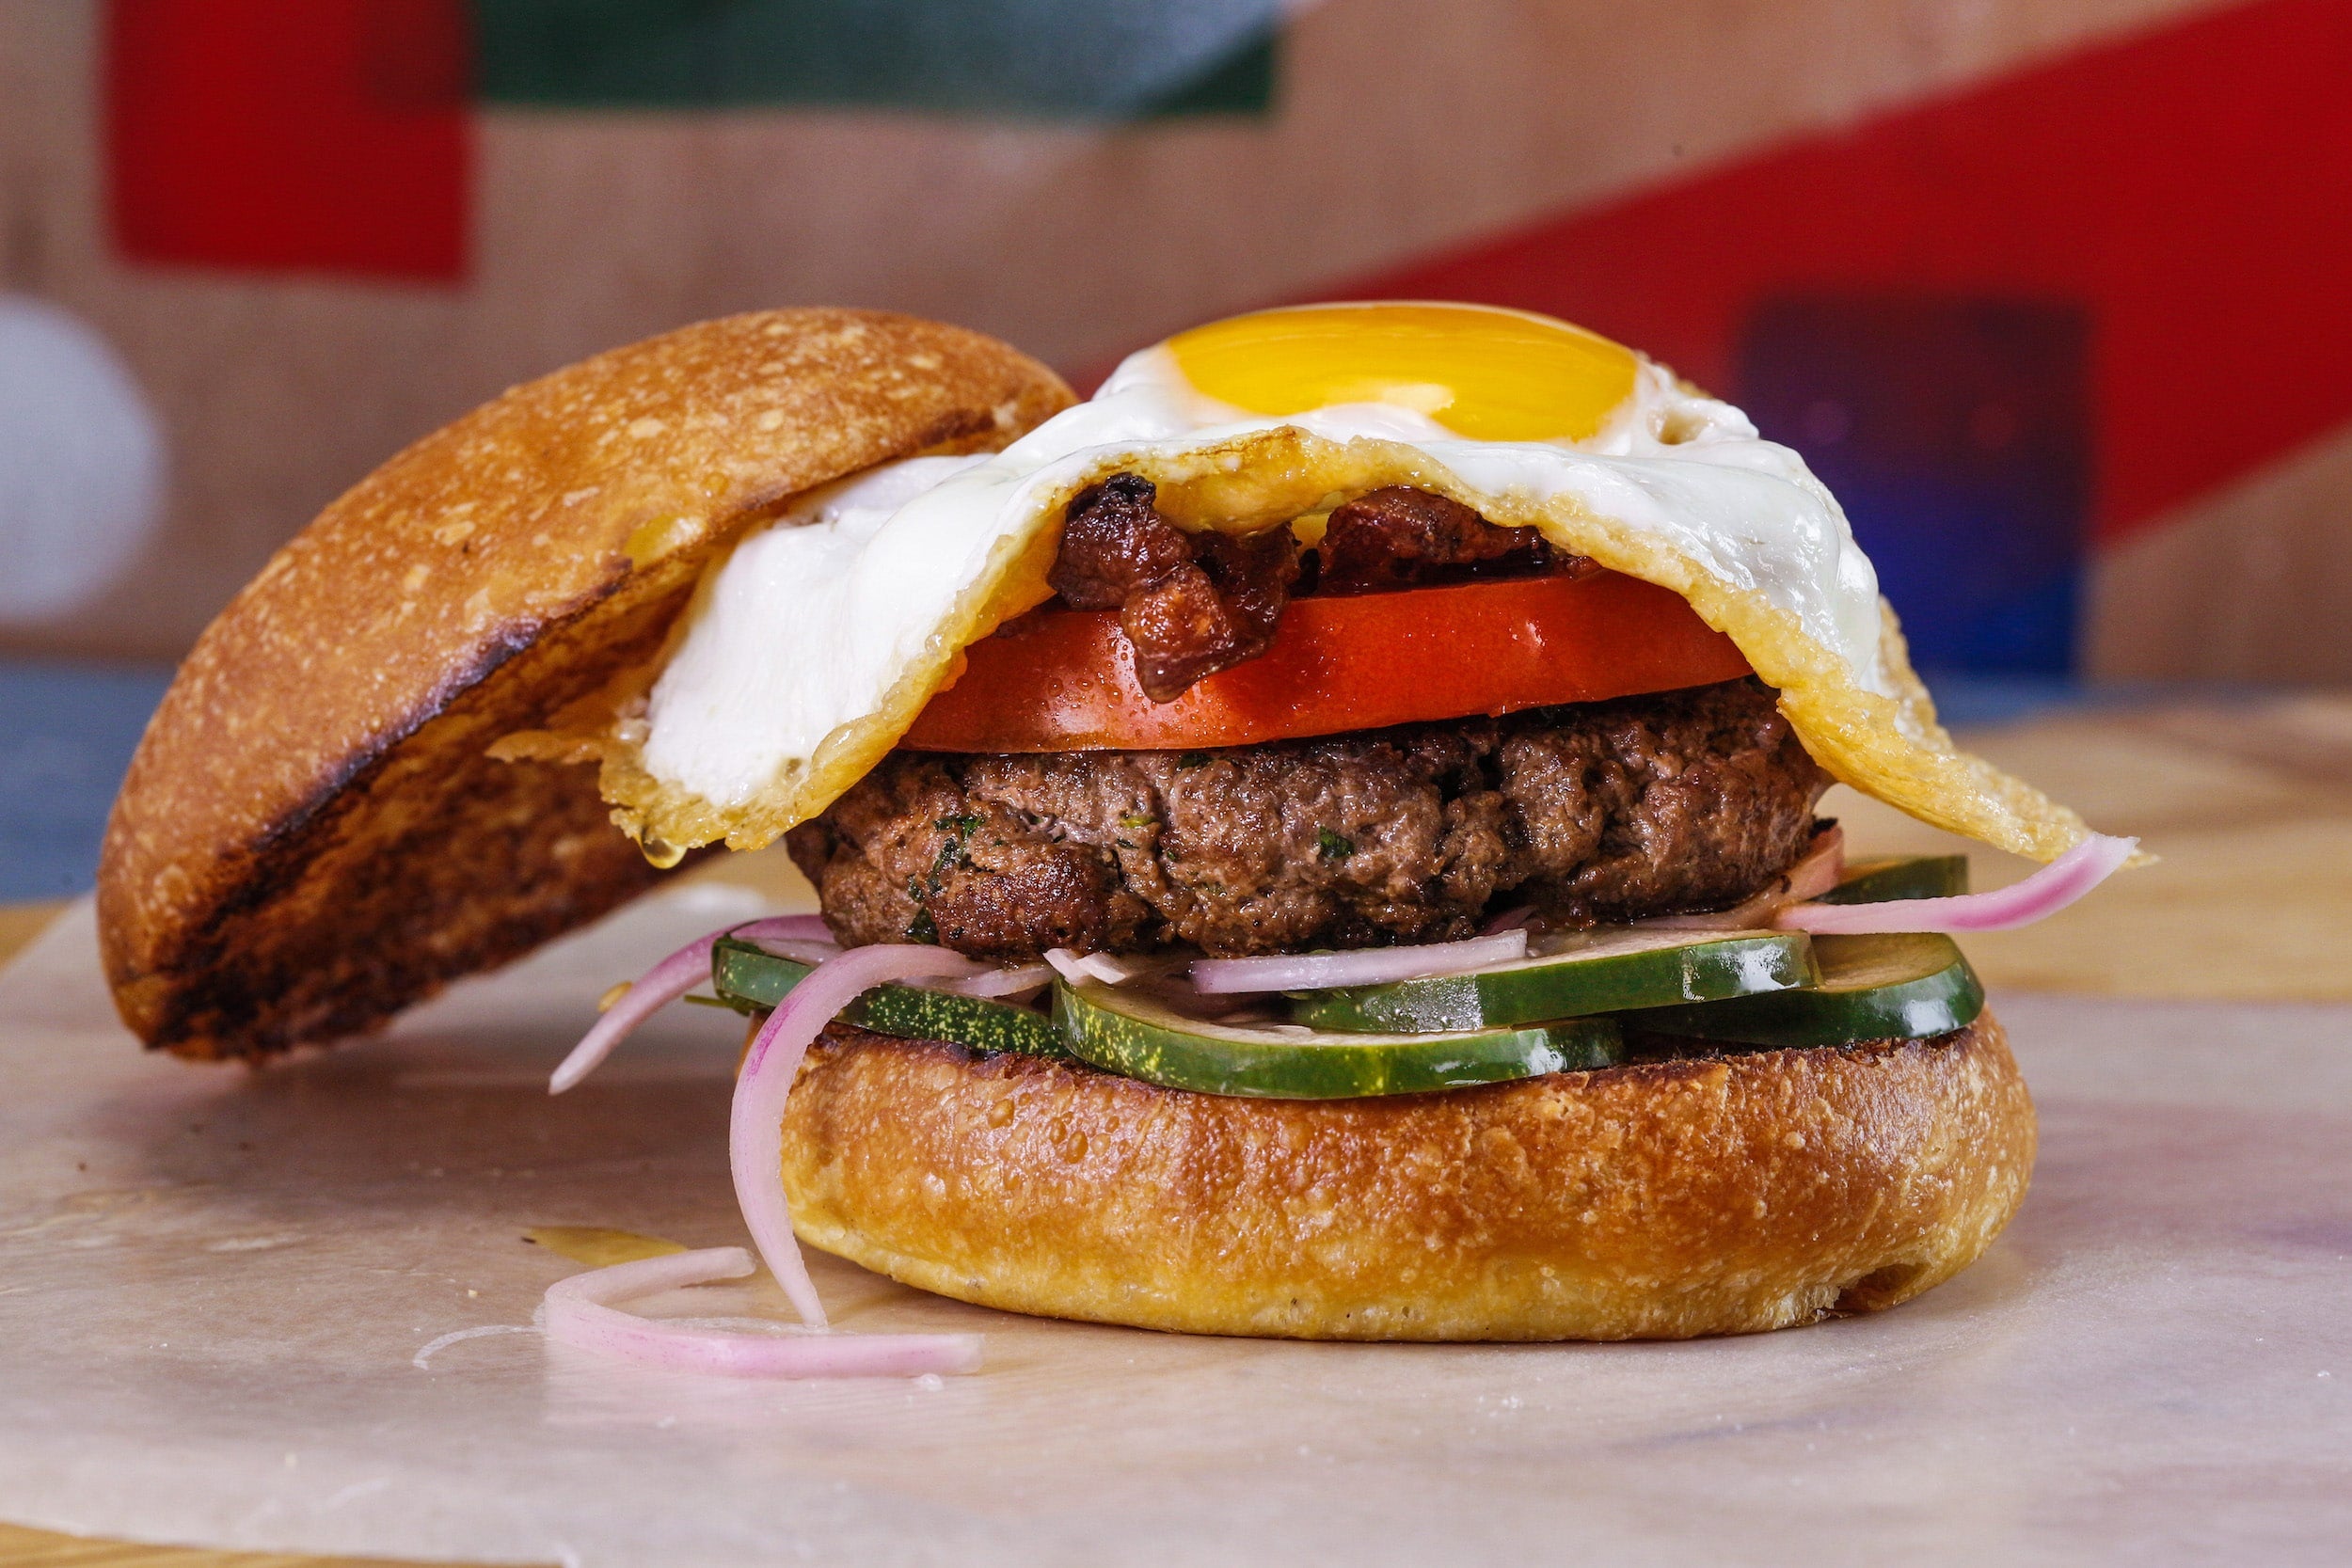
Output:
top-left (905, 570), bottom-right (1754, 752)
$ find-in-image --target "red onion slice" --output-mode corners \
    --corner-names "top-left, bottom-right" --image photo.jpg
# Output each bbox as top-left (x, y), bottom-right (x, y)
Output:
top-left (541, 1246), bottom-right (981, 1378)
top-left (548, 914), bottom-right (835, 1094)
top-left (1481, 905), bottom-right (1538, 937)
top-left (730, 943), bottom-right (982, 1327)
top-left (1043, 948), bottom-right (1177, 987)
top-left (748, 936), bottom-right (848, 968)
top-left (729, 913), bottom-right (833, 942)
top-left (1643, 827), bottom-right (1846, 931)
top-left (931, 963), bottom-right (1055, 1000)
top-left (1775, 832), bottom-right (2137, 934)
top-left (1188, 929), bottom-right (1530, 996)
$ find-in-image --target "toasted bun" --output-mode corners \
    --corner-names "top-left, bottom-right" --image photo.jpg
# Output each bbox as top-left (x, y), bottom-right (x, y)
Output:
top-left (780, 1014), bottom-right (2033, 1339)
top-left (100, 309), bottom-right (1073, 1060)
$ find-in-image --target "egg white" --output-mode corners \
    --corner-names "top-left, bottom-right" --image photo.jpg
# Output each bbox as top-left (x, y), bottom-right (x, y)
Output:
top-left (640, 343), bottom-right (1887, 816)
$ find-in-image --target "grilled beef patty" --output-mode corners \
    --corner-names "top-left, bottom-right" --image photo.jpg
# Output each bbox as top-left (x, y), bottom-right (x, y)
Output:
top-left (788, 678), bottom-right (1828, 960)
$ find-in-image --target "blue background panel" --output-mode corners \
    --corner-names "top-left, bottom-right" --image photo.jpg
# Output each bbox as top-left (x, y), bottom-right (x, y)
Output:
top-left (0, 660), bottom-right (171, 900)
top-left (1737, 293), bottom-right (2093, 678)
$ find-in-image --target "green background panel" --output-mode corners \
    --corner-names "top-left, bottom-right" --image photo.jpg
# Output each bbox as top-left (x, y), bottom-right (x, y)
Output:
top-left (475, 0), bottom-right (1281, 119)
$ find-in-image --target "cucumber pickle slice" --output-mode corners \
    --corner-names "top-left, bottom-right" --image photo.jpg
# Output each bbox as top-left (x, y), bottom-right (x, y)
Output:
top-left (711, 918), bottom-right (1972, 1092)
top-left (710, 937), bottom-right (1070, 1058)
top-left (1631, 932), bottom-right (1983, 1049)
top-left (1057, 981), bottom-right (1621, 1100)
top-left (1820, 854), bottom-right (1970, 905)
top-left (1290, 928), bottom-right (1817, 1035)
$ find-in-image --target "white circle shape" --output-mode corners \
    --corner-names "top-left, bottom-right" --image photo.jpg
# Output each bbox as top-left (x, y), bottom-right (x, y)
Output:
top-left (0, 293), bottom-right (167, 623)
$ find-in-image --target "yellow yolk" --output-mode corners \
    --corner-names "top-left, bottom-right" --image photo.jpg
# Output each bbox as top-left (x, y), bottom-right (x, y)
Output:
top-left (1166, 301), bottom-right (1642, 443)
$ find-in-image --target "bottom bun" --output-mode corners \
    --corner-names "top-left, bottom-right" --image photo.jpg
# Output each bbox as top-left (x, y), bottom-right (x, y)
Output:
top-left (779, 1011), bottom-right (2034, 1340)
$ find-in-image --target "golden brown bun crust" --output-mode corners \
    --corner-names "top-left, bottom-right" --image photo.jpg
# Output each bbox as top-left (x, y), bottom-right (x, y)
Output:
top-left (782, 1013), bottom-right (2034, 1339)
top-left (99, 309), bottom-right (1073, 1059)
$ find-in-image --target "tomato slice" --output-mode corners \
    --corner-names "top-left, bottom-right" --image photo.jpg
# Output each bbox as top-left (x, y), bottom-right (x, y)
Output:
top-left (905, 570), bottom-right (1754, 752)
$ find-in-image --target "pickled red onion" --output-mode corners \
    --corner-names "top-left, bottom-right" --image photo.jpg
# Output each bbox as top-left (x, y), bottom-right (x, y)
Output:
top-left (730, 942), bottom-right (981, 1327)
top-left (1188, 929), bottom-right (1529, 995)
top-left (932, 963), bottom-right (1055, 1000)
top-left (1043, 948), bottom-right (1172, 987)
top-left (1775, 832), bottom-right (2137, 934)
top-left (1644, 827), bottom-right (1846, 931)
top-left (727, 913), bottom-right (833, 942)
top-left (540, 1246), bottom-right (981, 1378)
top-left (548, 915), bottom-right (831, 1094)
top-left (749, 936), bottom-right (848, 968)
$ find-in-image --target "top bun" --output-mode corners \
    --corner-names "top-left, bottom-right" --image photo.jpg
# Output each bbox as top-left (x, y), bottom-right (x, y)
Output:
top-left (99, 309), bottom-right (1073, 1059)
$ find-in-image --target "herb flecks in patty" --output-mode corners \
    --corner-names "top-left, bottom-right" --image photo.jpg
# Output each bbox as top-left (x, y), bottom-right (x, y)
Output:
top-left (790, 679), bottom-right (1827, 962)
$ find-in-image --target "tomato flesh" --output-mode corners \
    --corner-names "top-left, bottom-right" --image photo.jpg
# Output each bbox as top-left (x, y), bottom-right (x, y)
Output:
top-left (905, 570), bottom-right (1753, 753)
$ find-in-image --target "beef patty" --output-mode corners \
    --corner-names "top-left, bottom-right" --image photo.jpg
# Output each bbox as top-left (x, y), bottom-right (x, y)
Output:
top-left (788, 678), bottom-right (1828, 961)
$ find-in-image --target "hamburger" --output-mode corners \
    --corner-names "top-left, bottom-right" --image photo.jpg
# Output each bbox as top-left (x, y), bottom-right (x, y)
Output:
top-left (98, 303), bottom-right (2130, 1362)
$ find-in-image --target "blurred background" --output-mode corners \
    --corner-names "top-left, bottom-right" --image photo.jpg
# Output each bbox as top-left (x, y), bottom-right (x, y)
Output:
top-left (3, 0), bottom-right (2348, 901)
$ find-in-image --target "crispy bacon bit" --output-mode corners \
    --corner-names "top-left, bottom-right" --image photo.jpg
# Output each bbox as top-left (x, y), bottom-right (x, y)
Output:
top-left (1318, 486), bottom-right (1587, 594)
top-left (1046, 474), bottom-right (1192, 610)
top-left (1050, 475), bottom-right (1299, 703)
top-left (1044, 476), bottom-right (1591, 702)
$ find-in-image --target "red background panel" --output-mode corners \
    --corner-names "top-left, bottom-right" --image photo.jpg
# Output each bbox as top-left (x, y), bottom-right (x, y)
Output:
top-left (105, 0), bottom-right (472, 282)
top-left (1341, 0), bottom-right (2352, 545)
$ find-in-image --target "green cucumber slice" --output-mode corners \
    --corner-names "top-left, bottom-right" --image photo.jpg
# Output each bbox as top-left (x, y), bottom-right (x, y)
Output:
top-left (710, 937), bottom-right (1071, 1058)
top-left (1631, 932), bottom-right (1983, 1049)
top-left (1289, 928), bottom-right (1817, 1035)
top-left (1055, 981), bottom-right (1621, 1099)
top-left (1820, 855), bottom-right (1970, 905)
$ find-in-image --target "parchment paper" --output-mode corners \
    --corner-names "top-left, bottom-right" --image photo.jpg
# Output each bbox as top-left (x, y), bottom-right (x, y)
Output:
top-left (0, 883), bottom-right (2346, 1566)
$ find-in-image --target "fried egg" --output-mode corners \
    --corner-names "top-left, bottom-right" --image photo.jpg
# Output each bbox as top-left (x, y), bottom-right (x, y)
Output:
top-left (612, 302), bottom-right (2090, 863)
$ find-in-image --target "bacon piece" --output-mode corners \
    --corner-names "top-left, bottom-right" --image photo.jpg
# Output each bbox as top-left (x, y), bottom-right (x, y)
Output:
top-left (1047, 474), bottom-right (1192, 611)
top-left (1319, 486), bottom-right (1586, 594)
top-left (1049, 475), bottom-right (1299, 703)
top-left (1043, 477), bottom-right (1589, 703)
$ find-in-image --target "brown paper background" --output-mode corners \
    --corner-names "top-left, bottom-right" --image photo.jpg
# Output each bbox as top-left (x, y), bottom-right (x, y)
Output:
top-left (14, 0), bottom-right (2329, 675)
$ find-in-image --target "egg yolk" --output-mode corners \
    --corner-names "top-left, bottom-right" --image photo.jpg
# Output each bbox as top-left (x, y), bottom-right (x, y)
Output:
top-left (1166, 301), bottom-right (1641, 443)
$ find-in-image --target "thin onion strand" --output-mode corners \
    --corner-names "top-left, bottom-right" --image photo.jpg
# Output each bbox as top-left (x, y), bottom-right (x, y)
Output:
top-left (729, 943), bottom-right (982, 1327)
top-left (1776, 832), bottom-right (2137, 934)
top-left (539, 1247), bottom-right (981, 1378)
top-left (549, 915), bottom-right (834, 1094)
